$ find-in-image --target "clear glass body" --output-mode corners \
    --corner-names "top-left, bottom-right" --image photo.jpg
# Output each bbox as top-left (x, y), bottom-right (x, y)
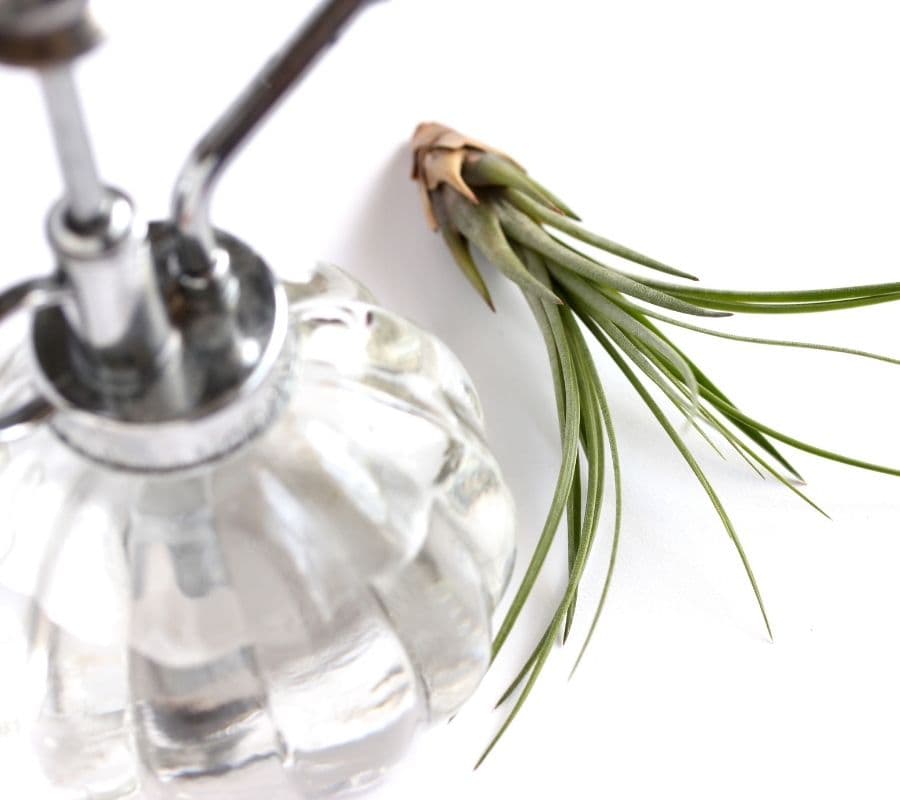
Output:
top-left (0, 264), bottom-right (515, 799)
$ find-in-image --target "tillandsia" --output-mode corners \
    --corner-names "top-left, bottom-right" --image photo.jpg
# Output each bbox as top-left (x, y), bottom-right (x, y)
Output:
top-left (410, 122), bottom-right (900, 763)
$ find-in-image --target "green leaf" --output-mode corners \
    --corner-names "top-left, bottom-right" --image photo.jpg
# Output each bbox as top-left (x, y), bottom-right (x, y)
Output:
top-left (441, 185), bottom-right (561, 304)
top-left (617, 320), bottom-right (832, 518)
top-left (491, 295), bottom-right (580, 661)
top-left (492, 198), bottom-right (727, 317)
top-left (703, 407), bottom-right (831, 518)
top-left (644, 278), bottom-right (900, 304)
top-left (463, 152), bottom-right (579, 218)
top-left (702, 390), bottom-right (900, 477)
top-left (566, 316), bottom-right (623, 677)
top-left (580, 313), bottom-right (773, 640)
top-left (608, 298), bottom-right (807, 482)
top-left (555, 272), bottom-right (700, 413)
top-left (441, 227), bottom-right (495, 310)
top-left (505, 188), bottom-right (698, 281)
top-left (605, 295), bottom-right (900, 366)
top-left (564, 456), bottom-right (583, 643)
top-left (432, 189), bottom-right (496, 310)
top-left (519, 247), bottom-right (592, 646)
top-left (566, 318), bottom-right (606, 638)
top-left (654, 292), bottom-right (900, 315)
top-left (479, 306), bottom-right (605, 769)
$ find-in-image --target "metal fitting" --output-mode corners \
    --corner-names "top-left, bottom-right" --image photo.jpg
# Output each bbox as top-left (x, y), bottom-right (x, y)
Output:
top-left (0, 0), bottom-right (100, 67)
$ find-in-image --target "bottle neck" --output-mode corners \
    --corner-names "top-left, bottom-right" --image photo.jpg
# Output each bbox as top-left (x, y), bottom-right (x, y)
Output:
top-left (32, 225), bottom-right (295, 474)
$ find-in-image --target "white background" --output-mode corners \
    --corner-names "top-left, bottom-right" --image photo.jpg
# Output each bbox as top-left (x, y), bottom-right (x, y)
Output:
top-left (2, 1), bottom-right (900, 798)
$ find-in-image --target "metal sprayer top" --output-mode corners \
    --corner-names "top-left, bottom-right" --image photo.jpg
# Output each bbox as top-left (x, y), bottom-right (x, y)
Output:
top-left (0, 0), bottom-right (380, 471)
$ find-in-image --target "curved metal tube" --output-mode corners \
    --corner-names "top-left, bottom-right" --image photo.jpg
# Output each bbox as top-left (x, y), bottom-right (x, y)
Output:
top-left (0, 276), bottom-right (68, 324)
top-left (0, 276), bottom-right (69, 441)
top-left (171, 0), bottom-right (380, 277)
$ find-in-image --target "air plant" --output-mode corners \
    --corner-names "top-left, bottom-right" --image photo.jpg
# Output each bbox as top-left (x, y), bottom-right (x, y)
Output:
top-left (411, 122), bottom-right (900, 763)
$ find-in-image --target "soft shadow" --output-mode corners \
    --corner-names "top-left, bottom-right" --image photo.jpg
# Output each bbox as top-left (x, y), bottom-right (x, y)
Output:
top-left (335, 144), bottom-right (552, 435)
top-left (335, 145), bottom-right (562, 564)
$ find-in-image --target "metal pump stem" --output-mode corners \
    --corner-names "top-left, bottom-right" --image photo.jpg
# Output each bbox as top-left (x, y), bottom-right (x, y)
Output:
top-left (38, 63), bottom-right (106, 226)
top-left (37, 64), bottom-right (173, 368)
top-left (0, 1), bottom-right (176, 369)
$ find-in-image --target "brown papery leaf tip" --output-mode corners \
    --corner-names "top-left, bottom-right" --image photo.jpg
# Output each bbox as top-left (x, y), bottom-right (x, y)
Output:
top-left (411, 123), bottom-right (516, 228)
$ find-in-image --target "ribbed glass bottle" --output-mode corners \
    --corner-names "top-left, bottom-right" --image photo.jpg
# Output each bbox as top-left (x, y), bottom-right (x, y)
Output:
top-left (0, 263), bottom-right (515, 799)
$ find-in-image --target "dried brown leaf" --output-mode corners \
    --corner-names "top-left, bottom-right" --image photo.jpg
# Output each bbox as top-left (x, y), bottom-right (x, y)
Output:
top-left (412, 123), bottom-right (524, 226)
